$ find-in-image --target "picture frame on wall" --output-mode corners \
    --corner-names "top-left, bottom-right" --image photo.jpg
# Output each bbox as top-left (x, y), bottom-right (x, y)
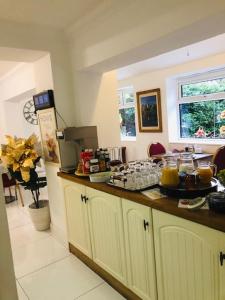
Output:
top-left (37, 107), bottom-right (60, 164)
top-left (136, 88), bottom-right (162, 132)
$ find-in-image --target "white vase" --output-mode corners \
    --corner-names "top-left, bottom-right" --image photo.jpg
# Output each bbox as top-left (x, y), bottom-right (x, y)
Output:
top-left (28, 200), bottom-right (51, 231)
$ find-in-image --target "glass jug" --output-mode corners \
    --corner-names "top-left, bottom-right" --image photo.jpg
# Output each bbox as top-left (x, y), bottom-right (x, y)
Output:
top-left (197, 161), bottom-right (217, 184)
top-left (160, 159), bottom-right (179, 187)
top-left (179, 153), bottom-right (194, 174)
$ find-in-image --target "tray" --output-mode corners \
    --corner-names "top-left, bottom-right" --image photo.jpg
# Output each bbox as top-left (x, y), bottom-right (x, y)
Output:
top-left (159, 177), bottom-right (218, 198)
top-left (107, 180), bottom-right (158, 192)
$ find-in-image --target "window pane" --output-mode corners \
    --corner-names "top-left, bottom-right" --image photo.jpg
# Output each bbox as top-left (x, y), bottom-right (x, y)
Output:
top-left (119, 107), bottom-right (136, 137)
top-left (123, 90), bottom-right (135, 104)
top-left (179, 99), bottom-right (225, 139)
top-left (181, 78), bottom-right (225, 97)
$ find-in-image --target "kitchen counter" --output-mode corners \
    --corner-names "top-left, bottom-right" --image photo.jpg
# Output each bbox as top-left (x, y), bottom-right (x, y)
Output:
top-left (58, 172), bottom-right (225, 233)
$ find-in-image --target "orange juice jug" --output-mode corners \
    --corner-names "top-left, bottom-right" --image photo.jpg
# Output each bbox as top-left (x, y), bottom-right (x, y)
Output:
top-left (197, 161), bottom-right (216, 184)
top-left (160, 160), bottom-right (179, 187)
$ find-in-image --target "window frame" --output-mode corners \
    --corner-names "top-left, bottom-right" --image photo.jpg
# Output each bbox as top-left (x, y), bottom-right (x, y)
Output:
top-left (118, 86), bottom-right (136, 141)
top-left (177, 68), bottom-right (225, 141)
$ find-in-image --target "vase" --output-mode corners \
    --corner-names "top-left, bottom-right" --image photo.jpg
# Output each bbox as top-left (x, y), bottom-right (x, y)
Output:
top-left (28, 200), bottom-right (50, 231)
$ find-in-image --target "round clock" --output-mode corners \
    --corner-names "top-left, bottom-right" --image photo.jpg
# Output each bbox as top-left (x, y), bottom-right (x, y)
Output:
top-left (23, 100), bottom-right (38, 125)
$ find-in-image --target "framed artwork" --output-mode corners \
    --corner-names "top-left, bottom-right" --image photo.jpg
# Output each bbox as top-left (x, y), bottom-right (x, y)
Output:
top-left (136, 88), bottom-right (162, 132)
top-left (37, 108), bottom-right (60, 164)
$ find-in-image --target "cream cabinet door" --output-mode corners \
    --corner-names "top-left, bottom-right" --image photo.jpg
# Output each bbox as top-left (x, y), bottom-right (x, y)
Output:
top-left (63, 180), bottom-right (92, 258)
top-left (122, 199), bottom-right (157, 300)
top-left (153, 209), bottom-right (220, 300)
top-left (219, 231), bottom-right (225, 300)
top-left (86, 187), bottom-right (127, 284)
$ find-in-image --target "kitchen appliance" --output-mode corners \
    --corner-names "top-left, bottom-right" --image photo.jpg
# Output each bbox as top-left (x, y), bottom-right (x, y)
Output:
top-left (56, 126), bottom-right (98, 170)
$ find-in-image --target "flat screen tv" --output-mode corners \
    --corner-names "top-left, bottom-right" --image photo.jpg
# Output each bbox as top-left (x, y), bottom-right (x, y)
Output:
top-left (33, 90), bottom-right (55, 112)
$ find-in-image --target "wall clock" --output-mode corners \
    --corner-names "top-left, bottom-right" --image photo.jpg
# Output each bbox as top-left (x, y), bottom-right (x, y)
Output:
top-left (23, 99), bottom-right (38, 125)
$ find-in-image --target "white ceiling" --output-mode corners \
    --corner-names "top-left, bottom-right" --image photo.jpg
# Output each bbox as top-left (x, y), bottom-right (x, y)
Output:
top-left (117, 33), bottom-right (225, 80)
top-left (0, 0), bottom-right (103, 29)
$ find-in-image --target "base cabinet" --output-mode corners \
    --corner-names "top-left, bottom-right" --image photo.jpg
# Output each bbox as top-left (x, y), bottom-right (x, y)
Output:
top-left (63, 181), bottom-right (92, 258)
top-left (122, 199), bottom-right (157, 300)
top-left (219, 232), bottom-right (225, 300)
top-left (62, 177), bottom-right (225, 300)
top-left (86, 187), bottom-right (127, 284)
top-left (153, 209), bottom-right (222, 300)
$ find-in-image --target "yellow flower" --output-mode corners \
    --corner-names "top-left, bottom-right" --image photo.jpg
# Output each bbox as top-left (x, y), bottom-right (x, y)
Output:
top-left (22, 158), bottom-right (34, 168)
top-left (0, 134), bottom-right (40, 182)
top-left (21, 167), bottom-right (30, 182)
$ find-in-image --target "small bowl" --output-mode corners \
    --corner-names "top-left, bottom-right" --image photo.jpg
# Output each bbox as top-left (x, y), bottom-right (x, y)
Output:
top-left (89, 172), bottom-right (112, 183)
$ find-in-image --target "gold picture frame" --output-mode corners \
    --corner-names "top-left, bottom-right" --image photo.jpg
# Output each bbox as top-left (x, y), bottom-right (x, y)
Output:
top-left (136, 88), bottom-right (162, 132)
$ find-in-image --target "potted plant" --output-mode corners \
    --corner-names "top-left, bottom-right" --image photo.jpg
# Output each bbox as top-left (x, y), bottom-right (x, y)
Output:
top-left (0, 134), bottom-right (50, 230)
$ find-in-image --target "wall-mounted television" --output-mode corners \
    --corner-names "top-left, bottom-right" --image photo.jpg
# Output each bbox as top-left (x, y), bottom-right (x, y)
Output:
top-left (33, 90), bottom-right (55, 112)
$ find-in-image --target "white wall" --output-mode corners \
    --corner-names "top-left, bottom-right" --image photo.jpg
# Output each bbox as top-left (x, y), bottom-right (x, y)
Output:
top-left (67, 1), bottom-right (225, 162)
top-left (33, 54), bottom-right (68, 246)
top-left (71, 51), bottom-right (225, 162)
top-left (0, 63), bottom-right (37, 142)
top-left (119, 52), bottom-right (225, 159)
top-left (73, 70), bottom-right (121, 147)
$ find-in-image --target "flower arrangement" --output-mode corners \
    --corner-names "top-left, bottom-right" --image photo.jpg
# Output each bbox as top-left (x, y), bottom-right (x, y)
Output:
top-left (0, 134), bottom-right (47, 208)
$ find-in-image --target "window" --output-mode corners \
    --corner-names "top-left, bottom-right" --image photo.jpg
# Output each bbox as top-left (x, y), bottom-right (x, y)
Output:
top-left (118, 87), bottom-right (136, 141)
top-left (178, 70), bottom-right (225, 140)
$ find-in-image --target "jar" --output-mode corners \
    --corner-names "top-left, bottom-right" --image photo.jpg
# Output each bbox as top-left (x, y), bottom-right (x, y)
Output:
top-left (160, 159), bottom-right (179, 187)
top-left (179, 153), bottom-right (194, 174)
top-left (90, 159), bottom-right (99, 173)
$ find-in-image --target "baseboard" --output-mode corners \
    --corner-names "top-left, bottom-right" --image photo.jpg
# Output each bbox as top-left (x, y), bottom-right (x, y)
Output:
top-left (69, 243), bottom-right (141, 300)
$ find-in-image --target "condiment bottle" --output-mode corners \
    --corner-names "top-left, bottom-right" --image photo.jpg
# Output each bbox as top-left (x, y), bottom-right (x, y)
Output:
top-left (99, 150), bottom-right (106, 172)
top-left (82, 149), bottom-right (91, 174)
top-left (105, 151), bottom-right (111, 171)
top-left (90, 159), bottom-right (99, 173)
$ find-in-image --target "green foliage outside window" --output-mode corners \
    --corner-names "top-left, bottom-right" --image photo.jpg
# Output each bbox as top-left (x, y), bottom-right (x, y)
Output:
top-left (180, 99), bottom-right (225, 139)
top-left (182, 78), bottom-right (225, 97)
top-left (119, 107), bottom-right (136, 137)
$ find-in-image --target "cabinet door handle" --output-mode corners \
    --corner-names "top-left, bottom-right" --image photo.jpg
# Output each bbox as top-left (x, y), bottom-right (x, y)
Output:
top-left (81, 194), bottom-right (84, 202)
top-left (143, 220), bottom-right (149, 231)
top-left (220, 252), bottom-right (225, 266)
top-left (84, 196), bottom-right (89, 204)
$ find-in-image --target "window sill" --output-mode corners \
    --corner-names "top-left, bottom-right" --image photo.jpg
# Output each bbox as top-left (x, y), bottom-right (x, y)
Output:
top-left (169, 138), bottom-right (225, 146)
top-left (120, 136), bottom-right (136, 142)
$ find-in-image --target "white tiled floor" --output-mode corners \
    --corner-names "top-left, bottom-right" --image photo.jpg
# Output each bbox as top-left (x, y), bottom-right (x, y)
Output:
top-left (6, 199), bottom-right (125, 300)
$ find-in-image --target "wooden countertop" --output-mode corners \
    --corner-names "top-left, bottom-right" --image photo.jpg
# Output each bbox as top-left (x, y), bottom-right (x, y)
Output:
top-left (58, 172), bottom-right (225, 234)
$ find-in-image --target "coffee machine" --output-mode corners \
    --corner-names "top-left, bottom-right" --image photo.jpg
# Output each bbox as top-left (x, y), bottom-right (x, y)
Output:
top-left (56, 126), bottom-right (98, 173)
